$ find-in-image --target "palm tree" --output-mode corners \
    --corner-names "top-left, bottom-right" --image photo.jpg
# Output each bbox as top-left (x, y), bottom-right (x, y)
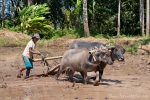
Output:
top-left (28, 0), bottom-right (30, 6)
top-left (2, 0), bottom-right (5, 28)
top-left (146, 0), bottom-right (149, 36)
top-left (140, 0), bottom-right (144, 36)
top-left (83, 0), bottom-right (90, 37)
top-left (117, 0), bottom-right (121, 36)
top-left (149, 0), bottom-right (150, 35)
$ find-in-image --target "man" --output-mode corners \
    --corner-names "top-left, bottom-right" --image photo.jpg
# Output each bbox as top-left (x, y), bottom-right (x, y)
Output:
top-left (17, 33), bottom-right (41, 79)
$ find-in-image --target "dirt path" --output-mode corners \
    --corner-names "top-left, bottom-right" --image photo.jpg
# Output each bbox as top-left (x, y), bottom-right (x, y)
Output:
top-left (0, 47), bottom-right (150, 100)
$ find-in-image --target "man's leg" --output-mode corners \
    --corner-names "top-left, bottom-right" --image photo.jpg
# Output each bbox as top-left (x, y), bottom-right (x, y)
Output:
top-left (22, 56), bottom-right (33, 79)
top-left (17, 67), bottom-right (26, 78)
top-left (24, 69), bottom-right (30, 79)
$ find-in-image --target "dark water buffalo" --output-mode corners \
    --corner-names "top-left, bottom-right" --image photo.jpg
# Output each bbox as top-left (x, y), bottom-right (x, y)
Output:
top-left (68, 40), bottom-right (125, 61)
top-left (68, 40), bottom-right (125, 81)
top-left (56, 48), bottom-right (113, 85)
top-left (68, 40), bottom-right (107, 50)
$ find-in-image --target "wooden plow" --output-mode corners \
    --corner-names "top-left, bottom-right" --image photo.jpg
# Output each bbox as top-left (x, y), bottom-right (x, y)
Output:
top-left (33, 56), bottom-right (62, 77)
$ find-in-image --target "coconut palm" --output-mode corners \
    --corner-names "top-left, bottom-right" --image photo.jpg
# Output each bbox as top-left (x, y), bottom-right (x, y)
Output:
top-left (2, 0), bottom-right (5, 28)
top-left (117, 0), bottom-right (121, 36)
top-left (146, 0), bottom-right (149, 36)
top-left (83, 0), bottom-right (90, 37)
top-left (140, 0), bottom-right (144, 36)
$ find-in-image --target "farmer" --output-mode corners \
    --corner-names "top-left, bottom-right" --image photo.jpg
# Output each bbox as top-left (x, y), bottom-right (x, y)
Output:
top-left (17, 33), bottom-right (41, 79)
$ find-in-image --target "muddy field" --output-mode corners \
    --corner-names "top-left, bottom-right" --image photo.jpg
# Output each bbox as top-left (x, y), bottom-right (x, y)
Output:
top-left (0, 46), bottom-right (150, 100)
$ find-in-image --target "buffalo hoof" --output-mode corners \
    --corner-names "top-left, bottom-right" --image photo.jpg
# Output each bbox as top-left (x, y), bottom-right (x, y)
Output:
top-left (93, 80), bottom-right (99, 86)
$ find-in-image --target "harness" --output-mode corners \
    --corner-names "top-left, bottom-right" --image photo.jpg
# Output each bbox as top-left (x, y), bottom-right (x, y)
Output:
top-left (90, 53), bottom-right (100, 63)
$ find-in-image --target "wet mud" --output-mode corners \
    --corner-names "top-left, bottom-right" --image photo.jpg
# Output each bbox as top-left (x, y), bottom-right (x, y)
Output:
top-left (0, 47), bottom-right (150, 100)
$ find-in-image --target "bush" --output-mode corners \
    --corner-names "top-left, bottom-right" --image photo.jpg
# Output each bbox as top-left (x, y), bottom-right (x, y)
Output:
top-left (40, 28), bottom-right (80, 39)
top-left (124, 42), bottom-right (139, 54)
top-left (140, 37), bottom-right (150, 45)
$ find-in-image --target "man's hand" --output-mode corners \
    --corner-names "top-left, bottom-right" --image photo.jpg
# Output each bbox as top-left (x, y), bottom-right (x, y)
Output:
top-left (34, 49), bottom-right (42, 55)
top-left (37, 51), bottom-right (41, 55)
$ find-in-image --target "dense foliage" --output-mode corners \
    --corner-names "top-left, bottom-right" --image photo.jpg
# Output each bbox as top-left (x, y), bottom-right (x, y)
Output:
top-left (0, 0), bottom-right (147, 39)
top-left (19, 3), bottom-right (53, 34)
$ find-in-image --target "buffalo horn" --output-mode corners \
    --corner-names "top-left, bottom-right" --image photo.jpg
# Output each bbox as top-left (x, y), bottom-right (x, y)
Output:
top-left (89, 47), bottom-right (98, 54)
top-left (107, 46), bottom-right (115, 49)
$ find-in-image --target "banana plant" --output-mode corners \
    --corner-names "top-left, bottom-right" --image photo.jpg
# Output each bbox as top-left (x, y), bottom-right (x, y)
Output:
top-left (19, 3), bottom-right (53, 34)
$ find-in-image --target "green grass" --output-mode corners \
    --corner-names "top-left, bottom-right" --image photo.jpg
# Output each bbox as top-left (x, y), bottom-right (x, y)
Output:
top-left (0, 36), bottom-right (30, 47)
top-left (1, 31), bottom-right (150, 55)
top-left (124, 42), bottom-right (139, 54)
top-left (0, 36), bottom-right (51, 47)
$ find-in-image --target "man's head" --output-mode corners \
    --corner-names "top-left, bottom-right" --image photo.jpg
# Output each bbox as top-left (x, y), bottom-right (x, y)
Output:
top-left (32, 33), bottom-right (40, 43)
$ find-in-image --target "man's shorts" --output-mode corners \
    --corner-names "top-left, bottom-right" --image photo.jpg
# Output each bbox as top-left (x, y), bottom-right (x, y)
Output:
top-left (22, 56), bottom-right (33, 69)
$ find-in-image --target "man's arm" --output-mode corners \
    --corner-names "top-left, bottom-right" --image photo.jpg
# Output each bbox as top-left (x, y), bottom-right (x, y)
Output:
top-left (29, 47), bottom-right (41, 55)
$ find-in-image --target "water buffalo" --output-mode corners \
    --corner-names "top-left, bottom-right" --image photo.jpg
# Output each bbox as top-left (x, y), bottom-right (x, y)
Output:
top-left (68, 40), bottom-right (107, 50)
top-left (68, 40), bottom-right (125, 61)
top-left (68, 40), bottom-right (125, 81)
top-left (56, 48), bottom-right (113, 85)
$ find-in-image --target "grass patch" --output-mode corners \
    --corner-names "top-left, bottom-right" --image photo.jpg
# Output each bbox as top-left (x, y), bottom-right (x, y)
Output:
top-left (0, 35), bottom-right (51, 47)
top-left (1, 31), bottom-right (150, 55)
top-left (140, 37), bottom-right (150, 45)
top-left (0, 36), bottom-right (30, 47)
top-left (124, 42), bottom-right (139, 54)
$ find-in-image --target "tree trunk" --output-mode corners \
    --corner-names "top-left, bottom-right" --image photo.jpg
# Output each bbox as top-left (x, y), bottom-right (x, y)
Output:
top-left (117, 0), bottom-right (121, 36)
top-left (140, 0), bottom-right (144, 36)
top-left (92, 0), bottom-right (95, 26)
top-left (146, 0), bottom-right (149, 36)
top-left (149, 0), bottom-right (150, 34)
top-left (2, 0), bottom-right (5, 28)
top-left (28, 0), bottom-right (30, 6)
top-left (83, 0), bottom-right (90, 37)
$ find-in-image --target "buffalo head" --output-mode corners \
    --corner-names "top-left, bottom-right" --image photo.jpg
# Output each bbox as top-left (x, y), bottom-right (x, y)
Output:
top-left (89, 47), bottom-right (113, 65)
top-left (107, 45), bottom-right (125, 61)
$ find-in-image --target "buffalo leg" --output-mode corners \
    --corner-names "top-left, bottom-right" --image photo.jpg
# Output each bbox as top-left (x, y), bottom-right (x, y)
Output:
top-left (55, 65), bottom-right (63, 79)
top-left (90, 63), bottom-right (106, 82)
top-left (93, 70), bottom-right (99, 86)
top-left (68, 69), bottom-right (75, 82)
top-left (83, 72), bottom-right (88, 84)
top-left (80, 72), bottom-right (84, 78)
top-left (99, 62), bottom-right (107, 82)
